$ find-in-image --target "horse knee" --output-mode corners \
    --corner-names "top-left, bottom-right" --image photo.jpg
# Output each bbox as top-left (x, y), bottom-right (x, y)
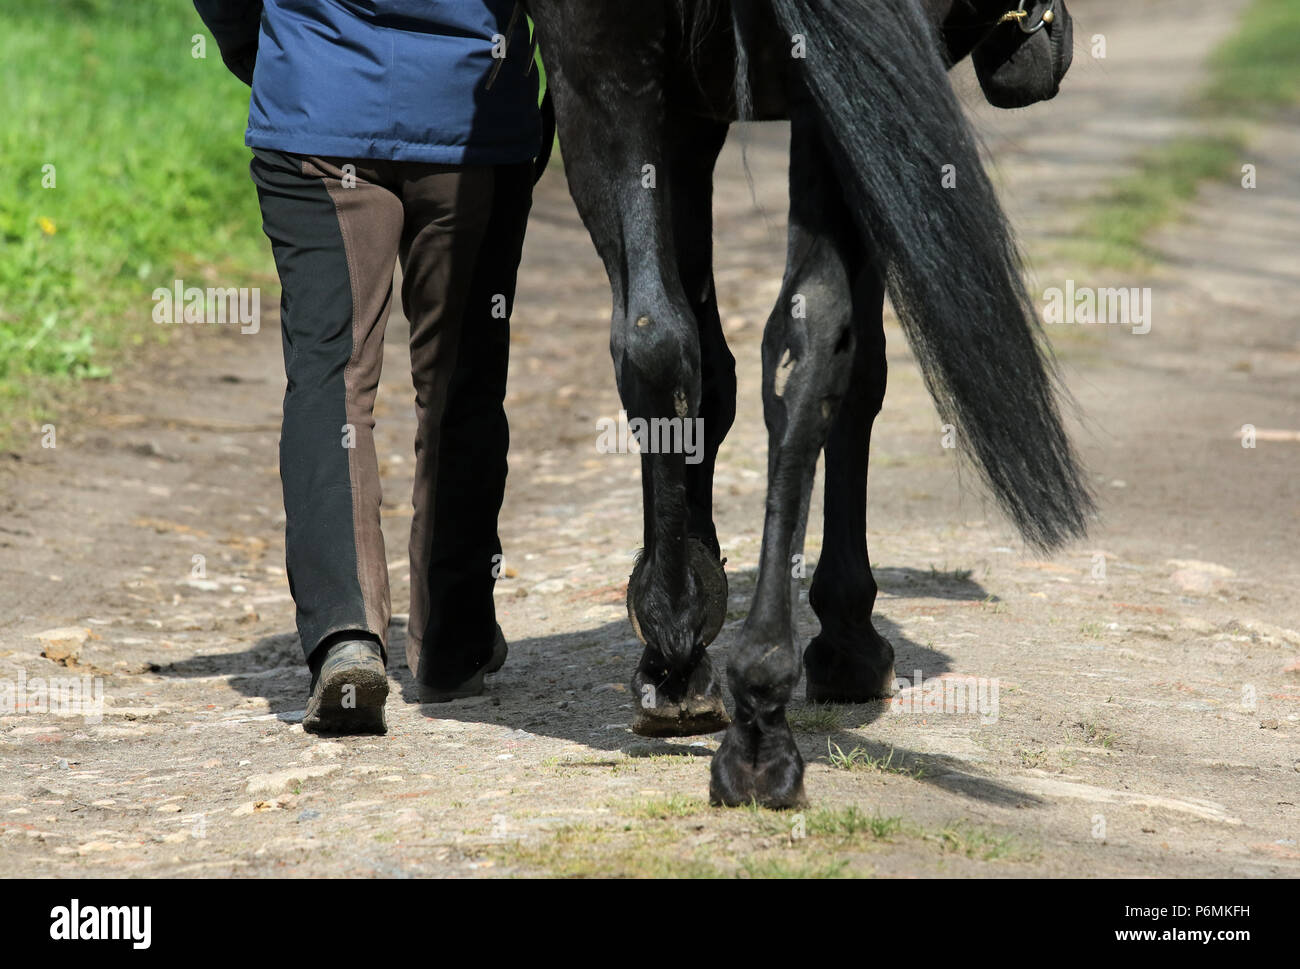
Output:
top-left (615, 309), bottom-right (700, 415)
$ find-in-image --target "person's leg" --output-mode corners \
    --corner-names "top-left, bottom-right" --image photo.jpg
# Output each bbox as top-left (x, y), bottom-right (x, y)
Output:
top-left (399, 161), bottom-right (533, 698)
top-left (250, 148), bottom-right (401, 731)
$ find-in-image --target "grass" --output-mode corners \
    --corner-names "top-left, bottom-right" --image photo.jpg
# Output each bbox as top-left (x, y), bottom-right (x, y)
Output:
top-left (621, 794), bottom-right (709, 819)
top-left (787, 705), bottom-right (845, 733)
top-left (1063, 133), bottom-right (1247, 270)
top-left (826, 741), bottom-right (927, 778)
top-left (1063, 0), bottom-right (1300, 270)
top-left (803, 805), bottom-right (904, 840)
top-left (488, 798), bottom-right (1033, 876)
top-left (2, 5), bottom-right (559, 444)
top-left (490, 822), bottom-right (728, 878)
top-left (0, 0), bottom-right (268, 439)
top-left (1074, 721), bottom-right (1120, 750)
top-left (930, 822), bottom-right (1036, 862)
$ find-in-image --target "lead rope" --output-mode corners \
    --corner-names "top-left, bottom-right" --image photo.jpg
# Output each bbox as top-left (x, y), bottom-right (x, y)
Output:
top-left (485, 1), bottom-right (524, 91)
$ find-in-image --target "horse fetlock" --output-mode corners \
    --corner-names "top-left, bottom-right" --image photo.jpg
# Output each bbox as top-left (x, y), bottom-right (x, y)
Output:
top-left (627, 539), bottom-right (727, 649)
top-left (727, 631), bottom-right (802, 707)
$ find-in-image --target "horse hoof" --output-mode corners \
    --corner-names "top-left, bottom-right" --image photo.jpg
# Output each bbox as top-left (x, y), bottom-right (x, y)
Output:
top-left (627, 539), bottom-right (728, 646)
top-left (630, 647), bottom-right (729, 737)
top-left (805, 665), bottom-right (896, 704)
top-left (632, 693), bottom-right (730, 737)
top-left (709, 720), bottom-right (806, 809)
top-left (803, 629), bottom-right (897, 704)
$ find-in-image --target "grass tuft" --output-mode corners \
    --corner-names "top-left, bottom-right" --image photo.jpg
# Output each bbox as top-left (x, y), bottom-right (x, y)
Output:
top-left (1062, 0), bottom-right (1300, 270)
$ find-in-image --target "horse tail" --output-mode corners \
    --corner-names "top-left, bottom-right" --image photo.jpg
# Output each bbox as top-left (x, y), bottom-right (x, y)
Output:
top-left (766, 0), bottom-right (1094, 551)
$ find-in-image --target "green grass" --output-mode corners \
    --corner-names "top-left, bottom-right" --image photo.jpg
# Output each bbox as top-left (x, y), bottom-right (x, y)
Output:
top-left (1065, 0), bottom-right (1300, 270)
top-left (621, 794), bottom-right (709, 819)
top-left (489, 802), bottom-right (1032, 876)
top-left (0, 0), bottom-right (269, 434)
top-left (826, 741), bottom-right (927, 778)
top-left (1065, 132), bottom-right (1247, 269)
top-left (1203, 0), bottom-right (1300, 114)
top-left (787, 705), bottom-right (845, 733)
top-left (803, 805), bottom-right (904, 841)
top-left (930, 822), bottom-right (1035, 862)
top-left (1074, 721), bottom-right (1120, 750)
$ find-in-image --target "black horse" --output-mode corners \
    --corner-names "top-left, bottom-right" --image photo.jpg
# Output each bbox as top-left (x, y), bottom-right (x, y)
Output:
top-left (524, 0), bottom-right (1090, 807)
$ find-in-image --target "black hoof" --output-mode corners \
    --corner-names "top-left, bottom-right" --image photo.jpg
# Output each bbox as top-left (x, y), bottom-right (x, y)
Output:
top-left (709, 716), bottom-right (806, 809)
top-left (804, 627), bottom-right (897, 704)
top-left (630, 652), bottom-right (730, 737)
top-left (627, 538), bottom-right (728, 647)
top-left (632, 695), bottom-right (730, 737)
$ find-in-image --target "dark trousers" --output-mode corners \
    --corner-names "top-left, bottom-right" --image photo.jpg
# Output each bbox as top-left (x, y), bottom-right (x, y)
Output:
top-left (250, 148), bottom-right (532, 689)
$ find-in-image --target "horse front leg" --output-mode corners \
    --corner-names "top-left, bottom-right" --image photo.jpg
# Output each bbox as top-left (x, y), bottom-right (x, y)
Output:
top-left (710, 104), bottom-right (858, 808)
top-left (672, 115), bottom-right (735, 565)
top-left (531, 2), bottom-right (728, 736)
top-left (619, 112), bottom-right (738, 736)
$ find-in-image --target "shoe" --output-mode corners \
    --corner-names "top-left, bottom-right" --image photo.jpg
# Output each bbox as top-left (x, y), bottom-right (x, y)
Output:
top-left (416, 625), bottom-right (508, 703)
top-left (303, 638), bottom-right (389, 734)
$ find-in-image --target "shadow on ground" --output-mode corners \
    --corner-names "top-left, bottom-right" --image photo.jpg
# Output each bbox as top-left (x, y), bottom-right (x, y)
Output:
top-left (149, 563), bottom-right (1036, 807)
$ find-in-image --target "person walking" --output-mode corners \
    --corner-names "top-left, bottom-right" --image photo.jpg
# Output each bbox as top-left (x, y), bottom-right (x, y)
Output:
top-left (194, 0), bottom-right (543, 733)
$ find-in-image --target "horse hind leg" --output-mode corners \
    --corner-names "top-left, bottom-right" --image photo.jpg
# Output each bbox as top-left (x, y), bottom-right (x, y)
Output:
top-left (710, 106), bottom-right (858, 808)
top-left (804, 268), bottom-right (897, 703)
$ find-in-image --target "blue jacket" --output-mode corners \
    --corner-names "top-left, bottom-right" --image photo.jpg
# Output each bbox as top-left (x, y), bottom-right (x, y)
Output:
top-left (194, 1), bottom-right (541, 165)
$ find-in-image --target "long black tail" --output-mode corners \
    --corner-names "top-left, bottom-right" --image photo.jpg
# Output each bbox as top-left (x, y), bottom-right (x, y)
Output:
top-left (767, 0), bottom-right (1094, 551)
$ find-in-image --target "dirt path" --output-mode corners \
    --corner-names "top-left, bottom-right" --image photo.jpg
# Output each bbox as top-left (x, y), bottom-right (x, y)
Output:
top-left (2, 0), bottom-right (1296, 877)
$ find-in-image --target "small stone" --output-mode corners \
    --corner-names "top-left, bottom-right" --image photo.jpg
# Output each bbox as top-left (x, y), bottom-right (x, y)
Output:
top-left (35, 627), bottom-right (90, 666)
top-left (155, 802), bottom-right (182, 813)
top-left (301, 741), bottom-right (345, 761)
top-left (297, 809), bottom-right (321, 823)
top-left (1260, 719), bottom-right (1280, 730)
top-left (77, 840), bottom-right (118, 855)
top-left (1239, 620), bottom-right (1300, 649)
top-left (1167, 559), bottom-right (1235, 595)
top-left (245, 764), bottom-right (339, 796)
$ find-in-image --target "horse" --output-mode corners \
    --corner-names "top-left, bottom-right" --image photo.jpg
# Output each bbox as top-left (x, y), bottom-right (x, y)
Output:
top-left (523, 0), bottom-right (1091, 807)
